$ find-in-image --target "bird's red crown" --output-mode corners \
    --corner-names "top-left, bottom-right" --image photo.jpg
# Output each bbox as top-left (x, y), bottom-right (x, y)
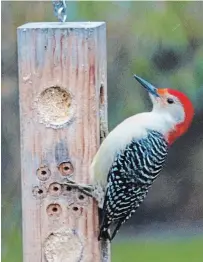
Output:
top-left (159, 88), bottom-right (194, 144)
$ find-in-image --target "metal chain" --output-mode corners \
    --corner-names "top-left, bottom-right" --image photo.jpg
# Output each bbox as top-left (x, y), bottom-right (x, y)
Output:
top-left (52, 0), bottom-right (67, 22)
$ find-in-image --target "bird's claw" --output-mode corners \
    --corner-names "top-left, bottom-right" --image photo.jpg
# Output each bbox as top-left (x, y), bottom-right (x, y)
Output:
top-left (63, 178), bottom-right (75, 185)
top-left (63, 179), bottom-right (94, 197)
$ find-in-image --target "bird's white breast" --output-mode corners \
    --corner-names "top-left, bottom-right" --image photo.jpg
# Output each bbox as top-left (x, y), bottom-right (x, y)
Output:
top-left (90, 111), bottom-right (176, 187)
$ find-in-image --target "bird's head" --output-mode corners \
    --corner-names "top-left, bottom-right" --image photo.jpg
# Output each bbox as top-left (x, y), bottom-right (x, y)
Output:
top-left (134, 75), bottom-right (194, 145)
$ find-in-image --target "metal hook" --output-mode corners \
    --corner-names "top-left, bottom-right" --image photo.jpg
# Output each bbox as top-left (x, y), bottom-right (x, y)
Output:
top-left (52, 0), bottom-right (67, 22)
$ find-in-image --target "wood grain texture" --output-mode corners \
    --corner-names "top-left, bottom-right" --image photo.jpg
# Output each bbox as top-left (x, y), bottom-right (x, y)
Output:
top-left (17, 22), bottom-right (109, 262)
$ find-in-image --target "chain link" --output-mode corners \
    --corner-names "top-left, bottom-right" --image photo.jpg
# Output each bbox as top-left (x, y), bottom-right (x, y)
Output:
top-left (52, 0), bottom-right (67, 22)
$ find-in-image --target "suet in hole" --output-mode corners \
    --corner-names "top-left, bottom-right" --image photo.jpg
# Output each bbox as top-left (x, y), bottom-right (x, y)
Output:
top-left (58, 162), bottom-right (74, 176)
top-left (44, 230), bottom-right (84, 262)
top-left (37, 86), bottom-right (75, 127)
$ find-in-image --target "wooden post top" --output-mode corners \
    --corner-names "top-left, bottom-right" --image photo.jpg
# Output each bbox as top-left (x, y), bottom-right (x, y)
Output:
top-left (18, 22), bottom-right (105, 29)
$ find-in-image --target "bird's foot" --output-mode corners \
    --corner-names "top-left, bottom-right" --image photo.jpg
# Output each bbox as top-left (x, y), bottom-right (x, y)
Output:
top-left (63, 179), bottom-right (105, 208)
top-left (63, 178), bottom-right (94, 198)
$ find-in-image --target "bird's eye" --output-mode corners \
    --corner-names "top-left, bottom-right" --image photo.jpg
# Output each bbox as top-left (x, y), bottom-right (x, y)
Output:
top-left (167, 98), bottom-right (174, 104)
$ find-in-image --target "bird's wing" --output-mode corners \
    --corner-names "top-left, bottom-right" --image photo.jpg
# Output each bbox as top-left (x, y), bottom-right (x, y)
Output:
top-left (99, 130), bottom-right (168, 240)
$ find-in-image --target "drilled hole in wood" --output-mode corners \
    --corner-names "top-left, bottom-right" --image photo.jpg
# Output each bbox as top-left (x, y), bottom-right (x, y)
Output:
top-left (73, 206), bottom-right (79, 211)
top-left (75, 192), bottom-right (89, 206)
top-left (38, 189), bottom-right (43, 194)
top-left (62, 184), bottom-right (73, 196)
top-left (59, 162), bottom-right (74, 176)
top-left (78, 194), bottom-right (85, 200)
top-left (70, 206), bottom-right (83, 216)
top-left (47, 204), bottom-right (62, 217)
top-left (37, 166), bottom-right (51, 181)
top-left (100, 84), bottom-right (104, 105)
top-left (32, 186), bottom-right (47, 199)
top-left (62, 93), bottom-right (68, 100)
top-left (48, 183), bottom-right (62, 196)
top-left (37, 86), bottom-right (74, 126)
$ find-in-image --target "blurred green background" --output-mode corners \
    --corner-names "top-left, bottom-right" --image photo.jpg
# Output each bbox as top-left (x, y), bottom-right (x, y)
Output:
top-left (1, 1), bottom-right (203, 262)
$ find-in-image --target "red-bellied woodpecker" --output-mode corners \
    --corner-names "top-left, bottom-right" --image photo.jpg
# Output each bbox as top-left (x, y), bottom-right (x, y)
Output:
top-left (65, 75), bottom-right (194, 241)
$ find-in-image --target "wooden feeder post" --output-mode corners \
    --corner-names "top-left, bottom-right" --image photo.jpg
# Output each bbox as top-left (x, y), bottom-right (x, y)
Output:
top-left (17, 22), bottom-right (109, 262)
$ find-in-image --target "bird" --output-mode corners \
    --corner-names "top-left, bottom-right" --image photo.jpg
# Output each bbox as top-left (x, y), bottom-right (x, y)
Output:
top-left (65, 75), bottom-right (194, 241)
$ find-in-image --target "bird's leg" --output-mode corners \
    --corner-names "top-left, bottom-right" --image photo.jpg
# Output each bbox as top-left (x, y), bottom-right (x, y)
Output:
top-left (63, 178), bottom-right (94, 198)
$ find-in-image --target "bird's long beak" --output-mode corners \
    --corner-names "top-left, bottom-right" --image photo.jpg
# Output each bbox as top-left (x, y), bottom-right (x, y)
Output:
top-left (134, 75), bottom-right (160, 97)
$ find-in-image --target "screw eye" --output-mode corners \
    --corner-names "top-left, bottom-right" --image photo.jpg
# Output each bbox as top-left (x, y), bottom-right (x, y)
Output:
top-left (167, 98), bottom-right (174, 104)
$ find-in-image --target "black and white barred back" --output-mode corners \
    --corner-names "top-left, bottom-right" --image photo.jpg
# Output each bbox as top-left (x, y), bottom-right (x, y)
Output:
top-left (98, 130), bottom-right (168, 241)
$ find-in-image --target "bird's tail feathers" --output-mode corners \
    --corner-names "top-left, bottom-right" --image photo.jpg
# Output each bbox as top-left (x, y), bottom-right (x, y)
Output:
top-left (98, 208), bottom-right (112, 241)
top-left (98, 226), bottom-right (111, 241)
top-left (109, 220), bottom-right (123, 241)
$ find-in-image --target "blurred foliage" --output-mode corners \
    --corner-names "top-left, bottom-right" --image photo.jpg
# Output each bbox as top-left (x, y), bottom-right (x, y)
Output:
top-left (2, 227), bottom-right (22, 262)
top-left (2, 1), bottom-right (203, 261)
